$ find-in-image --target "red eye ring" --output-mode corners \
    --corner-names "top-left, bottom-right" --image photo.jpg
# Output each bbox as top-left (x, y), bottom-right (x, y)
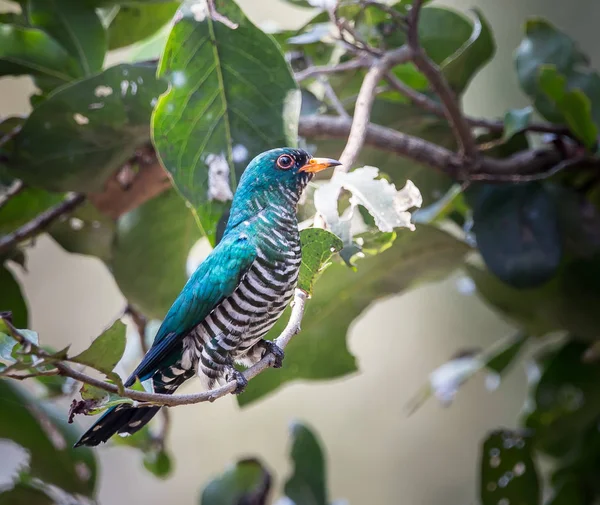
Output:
top-left (276, 154), bottom-right (294, 170)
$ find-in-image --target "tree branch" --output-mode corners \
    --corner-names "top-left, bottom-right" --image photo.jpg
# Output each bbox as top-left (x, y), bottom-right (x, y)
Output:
top-left (125, 304), bottom-right (149, 355)
top-left (0, 180), bottom-right (25, 210)
top-left (0, 193), bottom-right (86, 255)
top-left (294, 59), bottom-right (369, 82)
top-left (1, 290), bottom-right (308, 408)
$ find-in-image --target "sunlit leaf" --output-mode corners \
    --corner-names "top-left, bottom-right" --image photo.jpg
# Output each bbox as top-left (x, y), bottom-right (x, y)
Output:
top-left (298, 228), bottom-right (342, 295)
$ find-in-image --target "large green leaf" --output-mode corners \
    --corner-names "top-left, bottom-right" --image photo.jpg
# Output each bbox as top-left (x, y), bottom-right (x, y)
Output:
top-left (298, 228), bottom-right (343, 296)
top-left (284, 422), bottom-right (328, 505)
top-left (9, 63), bottom-right (167, 192)
top-left (239, 225), bottom-right (470, 405)
top-left (308, 100), bottom-right (454, 206)
top-left (107, 2), bottom-right (179, 50)
top-left (111, 190), bottom-right (203, 320)
top-left (152, 0), bottom-right (300, 241)
top-left (515, 18), bottom-right (600, 127)
top-left (201, 459), bottom-right (272, 505)
top-left (28, 0), bottom-right (107, 75)
top-left (480, 430), bottom-right (540, 505)
top-left (0, 187), bottom-right (63, 236)
top-left (0, 380), bottom-right (97, 496)
top-left (0, 265), bottom-right (28, 328)
top-left (469, 183), bottom-right (562, 288)
top-left (0, 24), bottom-right (80, 89)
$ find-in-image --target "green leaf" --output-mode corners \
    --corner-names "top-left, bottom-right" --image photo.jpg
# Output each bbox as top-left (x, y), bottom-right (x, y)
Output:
top-left (29, 0), bottom-right (107, 75)
top-left (239, 225), bottom-right (469, 406)
top-left (538, 66), bottom-right (598, 148)
top-left (201, 458), bottom-right (271, 505)
top-left (0, 380), bottom-right (97, 496)
top-left (69, 320), bottom-right (126, 388)
top-left (503, 107), bottom-right (533, 141)
top-left (9, 63), bottom-right (167, 192)
top-left (152, 0), bottom-right (300, 240)
top-left (0, 187), bottom-right (63, 236)
top-left (441, 8), bottom-right (495, 93)
top-left (0, 483), bottom-right (56, 505)
top-left (480, 430), bottom-right (540, 505)
top-left (107, 2), bottom-right (179, 50)
top-left (298, 228), bottom-right (342, 295)
top-left (143, 448), bottom-right (173, 479)
top-left (307, 100), bottom-right (455, 207)
top-left (0, 24), bottom-right (80, 89)
top-left (285, 422), bottom-right (328, 505)
top-left (469, 183), bottom-right (562, 288)
top-left (0, 265), bottom-right (28, 328)
top-left (111, 190), bottom-right (203, 320)
top-left (48, 201), bottom-right (116, 261)
top-left (523, 341), bottom-right (600, 457)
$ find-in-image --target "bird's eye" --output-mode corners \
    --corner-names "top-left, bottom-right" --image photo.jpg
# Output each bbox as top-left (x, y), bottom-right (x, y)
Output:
top-left (276, 154), bottom-right (294, 170)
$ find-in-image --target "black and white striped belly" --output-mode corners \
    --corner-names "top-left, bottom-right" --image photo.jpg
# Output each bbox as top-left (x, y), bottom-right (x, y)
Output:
top-left (181, 223), bottom-right (302, 384)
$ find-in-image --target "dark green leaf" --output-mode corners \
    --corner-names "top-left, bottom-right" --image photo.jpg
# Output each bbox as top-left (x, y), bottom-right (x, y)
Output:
top-left (0, 265), bottom-right (28, 328)
top-left (503, 107), bottom-right (533, 140)
top-left (152, 0), bottom-right (300, 240)
top-left (49, 202), bottom-right (116, 261)
top-left (201, 458), bottom-right (271, 505)
top-left (0, 380), bottom-right (97, 496)
top-left (441, 8), bottom-right (495, 93)
top-left (111, 190), bottom-right (203, 319)
top-left (69, 320), bottom-right (126, 388)
top-left (298, 228), bottom-right (342, 295)
top-left (480, 430), bottom-right (540, 505)
top-left (9, 63), bottom-right (166, 192)
top-left (143, 448), bottom-right (173, 479)
top-left (107, 2), bottom-right (179, 50)
top-left (523, 341), bottom-right (600, 456)
top-left (0, 483), bottom-right (56, 505)
top-left (0, 24), bottom-right (80, 89)
top-left (308, 100), bottom-right (454, 207)
top-left (0, 187), bottom-right (62, 236)
top-left (538, 66), bottom-right (598, 148)
top-left (239, 225), bottom-right (469, 406)
top-left (285, 422), bottom-right (327, 505)
top-left (29, 0), bottom-right (107, 75)
top-left (470, 183), bottom-right (562, 288)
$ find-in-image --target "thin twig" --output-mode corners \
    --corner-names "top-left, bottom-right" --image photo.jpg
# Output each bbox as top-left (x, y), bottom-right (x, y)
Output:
top-left (125, 304), bottom-right (149, 355)
top-left (320, 77), bottom-right (350, 118)
top-left (406, 0), bottom-right (479, 161)
top-left (0, 193), bottom-right (86, 255)
top-left (0, 180), bottom-right (25, 210)
top-left (1, 291), bottom-right (308, 408)
top-left (294, 59), bottom-right (369, 82)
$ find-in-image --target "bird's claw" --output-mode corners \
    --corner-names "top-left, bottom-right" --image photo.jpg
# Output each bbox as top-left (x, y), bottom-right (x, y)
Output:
top-left (231, 370), bottom-right (248, 394)
top-left (264, 341), bottom-right (285, 369)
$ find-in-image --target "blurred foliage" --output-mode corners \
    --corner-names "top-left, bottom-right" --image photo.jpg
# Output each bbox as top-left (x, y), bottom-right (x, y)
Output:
top-left (0, 0), bottom-right (599, 504)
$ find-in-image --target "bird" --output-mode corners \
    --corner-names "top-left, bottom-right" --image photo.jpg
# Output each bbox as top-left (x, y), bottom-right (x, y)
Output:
top-left (75, 147), bottom-right (341, 447)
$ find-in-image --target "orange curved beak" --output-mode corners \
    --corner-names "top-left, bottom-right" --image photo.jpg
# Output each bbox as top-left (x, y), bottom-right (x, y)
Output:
top-left (299, 157), bottom-right (342, 173)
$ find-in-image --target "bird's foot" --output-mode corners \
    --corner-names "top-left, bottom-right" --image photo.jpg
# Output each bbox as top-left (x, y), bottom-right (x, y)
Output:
top-left (230, 369), bottom-right (248, 394)
top-left (263, 340), bottom-right (285, 369)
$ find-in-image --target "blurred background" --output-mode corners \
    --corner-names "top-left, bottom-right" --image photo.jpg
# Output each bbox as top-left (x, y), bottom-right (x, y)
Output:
top-left (1, 0), bottom-right (597, 504)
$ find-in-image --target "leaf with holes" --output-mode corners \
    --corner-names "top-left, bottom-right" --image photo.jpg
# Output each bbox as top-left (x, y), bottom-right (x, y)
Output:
top-left (29, 0), bottom-right (107, 75)
top-left (298, 229), bottom-right (342, 296)
top-left (69, 320), bottom-right (126, 389)
top-left (239, 226), bottom-right (470, 406)
top-left (152, 0), bottom-right (300, 241)
top-left (8, 63), bottom-right (167, 192)
top-left (284, 422), bottom-right (328, 505)
top-left (480, 430), bottom-right (540, 505)
top-left (201, 458), bottom-right (272, 505)
top-left (0, 24), bottom-right (80, 90)
top-left (0, 380), bottom-right (97, 496)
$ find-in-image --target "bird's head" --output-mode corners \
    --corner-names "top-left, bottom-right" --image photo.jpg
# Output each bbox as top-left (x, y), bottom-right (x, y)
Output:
top-left (235, 147), bottom-right (341, 202)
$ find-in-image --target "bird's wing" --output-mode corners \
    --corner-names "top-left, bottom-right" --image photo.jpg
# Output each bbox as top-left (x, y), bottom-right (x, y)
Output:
top-left (125, 232), bottom-right (257, 385)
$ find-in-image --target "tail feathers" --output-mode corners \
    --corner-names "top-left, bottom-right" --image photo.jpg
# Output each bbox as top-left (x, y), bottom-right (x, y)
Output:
top-left (74, 404), bottom-right (160, 448)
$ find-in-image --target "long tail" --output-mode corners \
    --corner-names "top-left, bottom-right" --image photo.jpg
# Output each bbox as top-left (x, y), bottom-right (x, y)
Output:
top-left (74, 403), bottom-right (161, 447)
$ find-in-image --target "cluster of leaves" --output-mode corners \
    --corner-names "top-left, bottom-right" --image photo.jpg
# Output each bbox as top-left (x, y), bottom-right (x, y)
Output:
top-left (0, 0), bottom-right (599, 503)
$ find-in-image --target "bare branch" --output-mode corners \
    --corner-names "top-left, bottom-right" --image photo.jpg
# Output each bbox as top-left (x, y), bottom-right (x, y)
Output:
top-left (1, 291), bottom-right (308, 408)
top-left (406, 0), bottom-right (479, 162)
top-left (0, 193), bottom-right (86, 256)
top-left (294, 59), bottom-right (369, 82)
top-left (0, 180), bottom-right (25, 210)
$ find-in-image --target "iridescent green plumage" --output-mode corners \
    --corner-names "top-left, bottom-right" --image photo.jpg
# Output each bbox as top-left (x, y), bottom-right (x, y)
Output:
top-left (75, 148), bottom-right (339, 447)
